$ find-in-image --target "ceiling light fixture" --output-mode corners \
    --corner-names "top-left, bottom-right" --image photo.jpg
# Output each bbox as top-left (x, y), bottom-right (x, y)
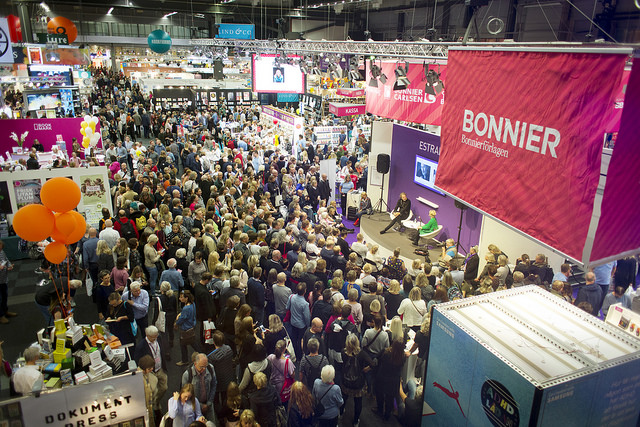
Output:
top-left (424, 63), bottom-right (444, 96)
top-left (163, 12), bottom-right (178, 18)
top-left (107, 7), bottom-right (114, 15)
top-left (393, 61), bottom-right (411, 90)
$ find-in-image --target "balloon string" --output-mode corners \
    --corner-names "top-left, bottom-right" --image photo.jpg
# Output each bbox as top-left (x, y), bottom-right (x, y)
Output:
top-left (49, 269), bottom-right (68, 319)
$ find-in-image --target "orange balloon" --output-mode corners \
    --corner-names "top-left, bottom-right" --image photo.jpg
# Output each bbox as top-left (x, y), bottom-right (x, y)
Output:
top-left (50, 227), bottom-right (69, 244)
top-left (54, 212), bottom-right (76, 236)
top-left (12, 204), bottom-right (55, 242)
top-left (66, 211), bottom-right (87, 245)
top-left (47, 16), bottom-right (77, 43)
top-left (44, 241), bottom-right (67, 264)
top-left (41, 177), bottom-right (81, 213)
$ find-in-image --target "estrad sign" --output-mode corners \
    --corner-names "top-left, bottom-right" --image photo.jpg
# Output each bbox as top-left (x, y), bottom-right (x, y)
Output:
top-left (16, 374), bottom-right (147, 426)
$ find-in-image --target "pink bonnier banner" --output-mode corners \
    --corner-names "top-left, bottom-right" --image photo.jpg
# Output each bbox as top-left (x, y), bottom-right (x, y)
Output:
top-left (0, 118), bottom-right (101, 158)
top-left (365, 61), bottom-right (445, 125)
top-left (435, 49), bottom-right (627, 262)
top-left (603, 67), bottom-right (631, 133)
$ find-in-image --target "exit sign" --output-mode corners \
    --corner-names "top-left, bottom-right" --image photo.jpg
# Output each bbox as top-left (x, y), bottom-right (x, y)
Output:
top-left (37, 33), bottom-right (69, 45)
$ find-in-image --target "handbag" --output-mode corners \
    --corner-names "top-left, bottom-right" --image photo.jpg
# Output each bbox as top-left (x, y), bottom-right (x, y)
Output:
top-left (155, 297), bottom-right (166, 333)
top-left (203, 320), bottom-right (216, 345)
top-left (180, 327), bottom-right (196, 345)
top-left (283, 328), bottom-right (296, 363)
top-left (124, 301), bottom-right (138, 336)
top-left (279, 359), bottom-right (294, 402)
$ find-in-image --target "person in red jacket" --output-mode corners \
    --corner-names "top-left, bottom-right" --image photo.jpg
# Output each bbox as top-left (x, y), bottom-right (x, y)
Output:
top-left (113, 209), bottom-right (139, 240)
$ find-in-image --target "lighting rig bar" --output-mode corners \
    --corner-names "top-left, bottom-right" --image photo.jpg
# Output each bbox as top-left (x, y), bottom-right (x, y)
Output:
top-left (189, 39), bottom-right (451, 60)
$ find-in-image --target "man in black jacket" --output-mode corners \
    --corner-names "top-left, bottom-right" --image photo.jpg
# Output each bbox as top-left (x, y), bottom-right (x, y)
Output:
top-left (134, 325), bottom-right (168, 409)
top-left (246, 267), bottom-right (265, 326)
top-left (318, 173), bottom-right (332, 203)
top-left (194, 272), bottom-right (216, 349)
top-left (380, 192), bottom-right (411, 234)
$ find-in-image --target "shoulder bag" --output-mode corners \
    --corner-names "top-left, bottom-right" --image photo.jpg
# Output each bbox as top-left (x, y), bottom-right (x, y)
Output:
top-left (155, 297), bottom-right (166, 333)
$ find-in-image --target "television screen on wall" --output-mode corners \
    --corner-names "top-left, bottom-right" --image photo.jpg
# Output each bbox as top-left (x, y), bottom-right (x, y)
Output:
top-left (414, 154), bottom-right (444, 195)
top-left (252, 54), bottom-right (305, 94)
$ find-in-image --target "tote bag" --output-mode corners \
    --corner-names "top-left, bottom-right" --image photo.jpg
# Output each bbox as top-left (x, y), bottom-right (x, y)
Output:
top-left (155, 297), bottom-right (166, 333)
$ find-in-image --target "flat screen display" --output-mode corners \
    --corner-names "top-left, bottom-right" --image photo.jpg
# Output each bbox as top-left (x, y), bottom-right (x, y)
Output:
top-left (252, 54), bottom-right (305, 94)
top-left (28, 65), bottom-right (73, 86)
top-left (27, 92), bottom-right (61, 110)
top-left (414, 154), bottom-right (444, 195)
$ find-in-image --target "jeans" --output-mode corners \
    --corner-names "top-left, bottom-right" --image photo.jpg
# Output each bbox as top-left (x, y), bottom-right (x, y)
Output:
top-left (135, 316), bottom-right (148, 339)
top-left (147, 266), bottom-right (158, 295)
top-left (383, 214), bottom-right (406, 232)
top-left (341, 394), bottom-right (362, 423)
top-left (291, 325), bottom-right (306, 361)
top-left (37, 302), bottom-right (53, 326)
top-left (0, 282), bottom-right (7, 317)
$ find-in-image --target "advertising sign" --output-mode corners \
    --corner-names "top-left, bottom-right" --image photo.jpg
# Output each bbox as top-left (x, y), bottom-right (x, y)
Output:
top-left (328, 102), bottom-right (365, 117)
top-left (0, 17), bottom-right (14, 64)
top-left (435, 48), bottom-right (627, 262)
top-left (216, 24), bottom-right (255, 40)
top-left (148, 29), bottom-right (172, 54)
top-left (252, 54), bottom-right (305, 94)
top-left (336, 87), bottom-right (365, 97)
top-left (37, 33), bottom-right (69, 45)
top-left (13, 179), bottom-right (41, 209)
top-left (365, 61), bottom-right (446, 125)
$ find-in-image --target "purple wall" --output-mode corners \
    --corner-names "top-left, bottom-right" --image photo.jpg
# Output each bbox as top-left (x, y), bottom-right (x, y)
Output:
top-left (387, 124), bottom-right (482, 252)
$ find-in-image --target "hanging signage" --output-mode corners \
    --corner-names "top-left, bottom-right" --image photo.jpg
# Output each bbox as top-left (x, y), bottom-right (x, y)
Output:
top-left (37, 32), bottom-right (69, 45)
top-left (328, 102), bottom-right (366, 117)
top-left (216, 24), bottom-right (255, 40)
top-left (435, 48), bottom-right (628, 263)
top-left (47, 16), bottom-right (77, 44)
top-left (147, 29), bottom-right (172, 54)
top-left (0, 17), bottom-right (14, 63)
top-left (336, 87), bottom-right (365, 97)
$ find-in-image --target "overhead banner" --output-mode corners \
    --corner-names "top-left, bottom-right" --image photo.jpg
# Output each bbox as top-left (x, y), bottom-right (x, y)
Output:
top-left (216, 24), bottom-right (255, 40)
top-left (435, 48), bottom-right (628, 262)
top-left (365, 61), bottom-right (445, 125)
top-left (603, 67), bottom-right (631, 133)
top-left (0, 17), bottom-right (15, 63)
top-left (590, 59), bottom-right (640, 264)
top-left (328, 102), bottom-right (366, 117)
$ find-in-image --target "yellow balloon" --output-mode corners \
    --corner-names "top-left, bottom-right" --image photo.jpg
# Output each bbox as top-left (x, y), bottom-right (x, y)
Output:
top-left (89, 122), bottom-right (96, 131)
top-left (82, 141), bottom-right (90, 148)
top-left (83, 136), bottom-right (90, 145)
top-left (81, 122), bottom-right (89, 129)
top-left (80, 128), bottom-right (86, 136)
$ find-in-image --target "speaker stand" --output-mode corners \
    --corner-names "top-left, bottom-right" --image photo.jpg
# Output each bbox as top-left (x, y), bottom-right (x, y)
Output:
top-left (371, 172), bottom-right (388, 214)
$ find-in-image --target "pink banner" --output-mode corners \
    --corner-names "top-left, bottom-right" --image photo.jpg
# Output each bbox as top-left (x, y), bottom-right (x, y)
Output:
top-left (0, 118), bottom-right (101, 158)
top-left (590, 61), bottom-right (640, 264)
top-left (328, 103), bottom-right (366, 117)
top-left (435, 49), bottom-right (627, 262)
top-left (603, 67), bottom-right (631, 133)
top-left (365, 61), bottom-right (445, 125)
top-left (336, 88), bottom-right (365, 97)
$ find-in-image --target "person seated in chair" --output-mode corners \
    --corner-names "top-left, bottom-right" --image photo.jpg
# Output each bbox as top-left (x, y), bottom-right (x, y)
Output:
top-left (408, 210), bottom-right (438, 246)
top-left (380, 193), bottom-right (411, 234)
top-left (353, 192), bottom-right (372, 227)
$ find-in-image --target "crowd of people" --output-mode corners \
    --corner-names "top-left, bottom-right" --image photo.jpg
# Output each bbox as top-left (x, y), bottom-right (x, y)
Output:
top-left (3, 69), bottom-right (640, 427)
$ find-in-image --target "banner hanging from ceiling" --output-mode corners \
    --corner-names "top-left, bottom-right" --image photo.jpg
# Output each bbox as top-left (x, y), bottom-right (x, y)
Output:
top-left (590, 58), bottom-right (640, 265)
top-left (435, 48), bottom-right (628, 262)
top-left (365, 61), bottom-right (446, 126)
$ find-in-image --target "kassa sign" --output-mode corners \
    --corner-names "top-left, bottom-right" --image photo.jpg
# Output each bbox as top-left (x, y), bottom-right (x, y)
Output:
top-left (148, 29), bottom-right (172, 54)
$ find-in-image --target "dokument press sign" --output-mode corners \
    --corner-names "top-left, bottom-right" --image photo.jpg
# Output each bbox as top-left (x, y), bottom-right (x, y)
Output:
top-left (148, 29), bottom-right (172, 54)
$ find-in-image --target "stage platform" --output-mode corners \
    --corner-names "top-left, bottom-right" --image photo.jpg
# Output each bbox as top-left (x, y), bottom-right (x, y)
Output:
top-left (359, 212), bottom-right (442, 265)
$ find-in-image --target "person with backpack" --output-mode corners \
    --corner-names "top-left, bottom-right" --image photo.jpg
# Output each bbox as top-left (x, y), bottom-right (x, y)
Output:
top-left (361, 314), bottom-right (389, 396)
top-left (114, 209), bottom-right (139, 241)
top-left (180, 353), bottom-right (217, 423)
top-left (312, 365), bottom-right (343, 427)
top-left (299, 338), bottom-right (329, 390)
top-left (340, 334), bottom-right (374, 427)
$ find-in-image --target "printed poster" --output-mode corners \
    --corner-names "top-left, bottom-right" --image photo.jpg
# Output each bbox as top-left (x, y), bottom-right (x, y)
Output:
top-left (80, 175), bottom-right (107, 227)
top-left (13, 179), bottom-right (41, 209)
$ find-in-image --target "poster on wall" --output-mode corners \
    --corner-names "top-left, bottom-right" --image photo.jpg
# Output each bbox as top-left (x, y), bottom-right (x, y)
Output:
top-left (80, 175), bottom-right (107, 227)
top-left (365, 61), bottom-right (446, 126)
top-left (13, 179), bottom-right (41, 209)
top-left (0, 181), bottom-right (12, 214)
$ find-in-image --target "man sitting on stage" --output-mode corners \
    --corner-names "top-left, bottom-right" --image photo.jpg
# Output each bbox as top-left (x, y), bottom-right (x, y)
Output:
top-left (380, 192), bottom-right (411, 234)
top-left (408, 209), bottom-right (438, 246)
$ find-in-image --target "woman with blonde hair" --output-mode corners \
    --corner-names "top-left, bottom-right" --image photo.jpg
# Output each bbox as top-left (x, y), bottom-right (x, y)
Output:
top-left (239, 409), bottom-right (260, 427)
top-left (398, 287), bottom-right (428, 331)
top-left (263, 314), bottom-right (287, 356)
top-left (167, 383), bottom-right (207, 427)
top-left (144, 234), bottom-right (161, 295)
top-left (220, 382), bottom-right (242, 426)
top-left (346, 288), bottom-right (363, 330)
top-left (384, 279), bottom-right (404, 318)
top-left (208, 251), bottom-right (221, 273)
top-left (112, 237), bottom-right (130, 268)
top-left (329, 272), bottom-right (345, 306)
top-left (387, 315), bottom-right (407, 345)
top-left (365, 245), bottom-right (383, 272)
top-left (340, 334), bottom-right (373, 426)
top-left (96, 240), bottom-right (115, 272)
top-left (248, 371), bottom-right (281, 427)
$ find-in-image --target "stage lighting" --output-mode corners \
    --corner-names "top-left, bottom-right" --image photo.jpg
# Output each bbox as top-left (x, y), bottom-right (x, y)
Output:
top-left (393, 62), bottom-right (410, 90)
top-left (425, 65), bottom-right (444, 96)
top-left (379, 73), bottom-right (387, 84)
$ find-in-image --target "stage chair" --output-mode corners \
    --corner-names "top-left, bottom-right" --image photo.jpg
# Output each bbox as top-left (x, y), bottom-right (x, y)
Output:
top-left (418, 225), bottom-right (444, 246)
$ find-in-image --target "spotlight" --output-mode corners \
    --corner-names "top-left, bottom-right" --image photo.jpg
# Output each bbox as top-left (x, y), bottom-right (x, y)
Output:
top-left (425, 64), bottom-right (444, 96)
top-left (393, 61), bottom-right (410, 90)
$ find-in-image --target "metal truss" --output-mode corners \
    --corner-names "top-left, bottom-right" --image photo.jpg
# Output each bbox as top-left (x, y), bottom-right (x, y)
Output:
top-left (189, 39), bottom-right (452, 60)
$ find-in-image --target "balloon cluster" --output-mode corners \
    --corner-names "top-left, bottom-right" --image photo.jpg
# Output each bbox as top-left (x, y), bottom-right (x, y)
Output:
top-left (12, 177), bottom-right (85, 264)
top-left (80, 115), bottom-right (100, 149)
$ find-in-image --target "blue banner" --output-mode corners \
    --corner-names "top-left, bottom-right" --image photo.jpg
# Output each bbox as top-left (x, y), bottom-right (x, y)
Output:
top-left (277, 93), bottom-right (300, 103)
top-left (216, 24), bottom-right (255, 40)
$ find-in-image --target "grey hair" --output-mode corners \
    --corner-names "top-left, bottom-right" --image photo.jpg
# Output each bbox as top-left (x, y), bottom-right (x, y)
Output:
top-left (24, 346), bottom-right (40, 362)
top-left (145, 325), bottom-right (159, 337)
top-left (130, 281), bottom-right (142, 291)
top-left (321, 365), bottom-right (335, 383)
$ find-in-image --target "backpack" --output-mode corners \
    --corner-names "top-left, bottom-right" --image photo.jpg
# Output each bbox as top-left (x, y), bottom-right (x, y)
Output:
top-left (342, 352), bottom-right (363, 389)
top-left (505, 266), bottom-right (514, 288)
top-left (135, 215), bottom-right (147, 231)
top-left (313, 384), bottom-right (334, 419)
top-left (303, 355), bottom-right (326, 386)
top-left (328, 319), bottom-right (357, 352)
top-left (447, 284), bottom-right (463, 301)
top-left (120, 220), bottom-right (137, 240)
